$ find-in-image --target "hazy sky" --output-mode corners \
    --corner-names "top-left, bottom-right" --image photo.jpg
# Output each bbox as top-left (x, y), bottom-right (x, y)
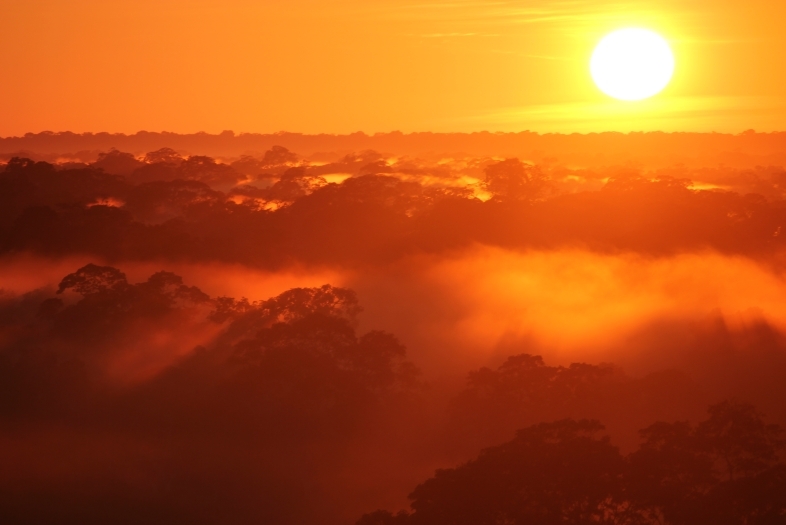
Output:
top-left (2, 0), bottom-right (785, 135)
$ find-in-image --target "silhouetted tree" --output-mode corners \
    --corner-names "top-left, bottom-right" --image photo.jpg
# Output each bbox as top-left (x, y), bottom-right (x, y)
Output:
top-left (264, 166), bottom-right (327, 202)
top-left (261, 145), bottom-right (299, 166)
top-left (122, 179), bottom-right (224, 223)
top-left (364, 419), bottom-right (626, 525)
top-left (483, 158), bottom-right (548, 201)
top-left (179, 155), bottom-right (244, 187)
top-left (92, 149), bottom-right (143, 176)
top-left (143, 147), bottom-right (184, 166)
top-left (446, 354), bottom-right (700, 457)
top-left (57, 263), bottom-right (129, 296)
top-left (697, 400), bottom-right (785, 481)
top-left (627, 401), bottom-right (786, 525)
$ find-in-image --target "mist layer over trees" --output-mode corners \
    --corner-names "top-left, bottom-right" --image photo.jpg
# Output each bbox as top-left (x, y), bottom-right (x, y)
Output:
top-left (3, 142), bottom-right (786, 265)
top-left (1, 135), bottom-right (786, 524)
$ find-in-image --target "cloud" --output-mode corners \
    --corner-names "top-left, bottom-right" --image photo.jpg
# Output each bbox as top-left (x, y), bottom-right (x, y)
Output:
top-left (385, 0), bottom-right (686, 34)
top-left (414, 32), bottom-right (500, 38)
top-left (453, 96), bottom-right (784, 133)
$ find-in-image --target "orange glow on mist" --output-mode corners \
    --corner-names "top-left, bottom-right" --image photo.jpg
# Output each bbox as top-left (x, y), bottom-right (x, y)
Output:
top-left (348, 247), bottom-right (786, 372)
top-left (431, 248), bottom-right (786, 350)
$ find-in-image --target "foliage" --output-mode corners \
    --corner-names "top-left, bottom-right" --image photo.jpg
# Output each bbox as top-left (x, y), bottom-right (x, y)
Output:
top-left (360, 402), bottom-right (786, 525)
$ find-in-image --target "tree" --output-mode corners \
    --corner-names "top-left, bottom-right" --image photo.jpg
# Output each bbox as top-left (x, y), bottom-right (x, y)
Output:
top-left (264, 167), bottom-right (327, 202)
top-left (261, 145), bottom-right (299, 166)
top-left (56, 263), bottom-right (129, 296)
top-left (626, 420), bottom-right (716, 524)
top-left (92, 149), bottom-right (143, 176)
top-left (360, 401), bottom-right (786, 525)
top-left (483, 158), bottom-right (548, 202)
top-left (447, 354), bottom-right (624, 455)
top-left (627, 401), bottom-right (786, 525)
top-left (178, 155), bottom-right (244, 187)
top-left (143, 147), bottom-right (184, 166)
top-left (400, 420), bottom-right (625, 525)
top-left (697, 400), bottom-right (785, 481)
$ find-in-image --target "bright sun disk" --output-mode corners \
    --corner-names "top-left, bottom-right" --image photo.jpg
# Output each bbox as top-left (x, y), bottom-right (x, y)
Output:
top-left (590, 28), bottom-right (675, 101)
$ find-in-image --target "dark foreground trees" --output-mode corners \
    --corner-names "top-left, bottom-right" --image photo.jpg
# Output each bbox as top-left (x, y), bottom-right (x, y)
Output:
top-left (628, 401), bottom-right (786, 525)
top-left (2, 263), bottom-right (786, 525)
top-left (359, 402), bottom-right (786, 525)
top-left (0, 265), bottom-right (421, 525)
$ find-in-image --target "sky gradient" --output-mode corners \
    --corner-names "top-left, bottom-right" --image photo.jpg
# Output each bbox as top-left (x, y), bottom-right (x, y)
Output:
top-left (2, 0), bottom-right (785, 135)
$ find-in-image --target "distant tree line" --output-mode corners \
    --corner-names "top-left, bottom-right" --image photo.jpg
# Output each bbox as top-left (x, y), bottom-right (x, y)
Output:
top-left (2, 149), bottom-right (786, 268)
top-left (3, 129), bottom-right (786, 166)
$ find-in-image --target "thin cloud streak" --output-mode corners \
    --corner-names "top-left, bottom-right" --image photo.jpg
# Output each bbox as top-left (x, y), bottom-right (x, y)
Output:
top-left (382, 0), bottom-right (682, 28)
top-left (454, 96), bottom-right (786, 133)
top-left (412, 32), bottom-right (501, 38)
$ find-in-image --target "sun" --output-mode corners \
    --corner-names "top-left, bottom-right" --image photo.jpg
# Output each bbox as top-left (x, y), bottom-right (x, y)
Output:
top-left (590, 28), bottom-right (675, 101)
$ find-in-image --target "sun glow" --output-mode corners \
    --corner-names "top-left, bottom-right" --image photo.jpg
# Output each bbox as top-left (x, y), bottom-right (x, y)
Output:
top-left (590, 28), bottom-right (675, 101)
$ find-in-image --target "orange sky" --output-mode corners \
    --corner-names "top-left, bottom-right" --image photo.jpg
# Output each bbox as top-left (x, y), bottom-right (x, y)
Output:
top-left (2, 0), bottom-right (785, 135)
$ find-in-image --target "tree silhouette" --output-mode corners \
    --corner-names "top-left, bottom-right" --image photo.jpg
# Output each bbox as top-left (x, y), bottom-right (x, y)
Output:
top-left (56, 264), bottom-right (129, 296)
top-left (697, 400), bottom-right (785, 481)
top-left (92, 149), bottom-right (143, 176)
top-left (261, 145), bottom-right (299, 166)
top-left (178, 155), bottom-right (244, 187)
top-left (362, 419), bottom-right (626, 525)
top-left (483, 158), bottom-right (548, 201)
top-left (360, 401), bottom-right (786, 525)
top-left (445, 353), bottom-right (696, 457)
top-left (627, 401), bottom-right (786, 525)
top-left (143, 147), bottom-right (184, 166)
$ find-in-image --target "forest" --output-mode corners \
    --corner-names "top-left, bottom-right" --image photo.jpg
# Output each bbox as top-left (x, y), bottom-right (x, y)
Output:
top-left (1, 134), bottom-right (785, 524)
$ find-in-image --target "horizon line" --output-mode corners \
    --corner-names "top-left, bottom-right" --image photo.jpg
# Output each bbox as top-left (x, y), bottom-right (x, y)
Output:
top-left (1, 128), bottom-right (781, 140)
